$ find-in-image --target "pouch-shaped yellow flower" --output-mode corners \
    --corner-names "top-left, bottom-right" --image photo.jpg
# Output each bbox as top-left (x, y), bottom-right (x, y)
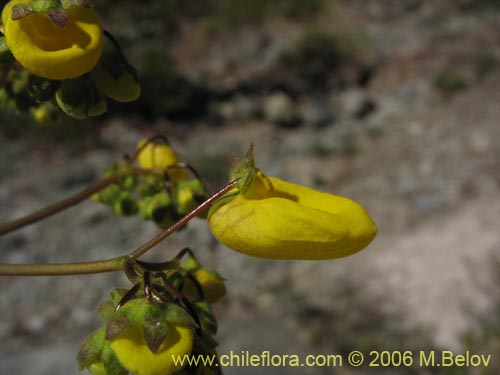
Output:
top-left (209, 169), bottom-right (377, 260)
top-left (137, 138), bottom-right (188, 182)
top-left (110, 323), bottom-right (193, 375)
top-left (2, 0), bottom-right (103, 80)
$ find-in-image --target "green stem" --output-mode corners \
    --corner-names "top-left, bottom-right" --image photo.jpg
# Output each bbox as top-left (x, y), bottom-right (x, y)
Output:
top-left (0, 172), bottom-right (123, 237)
top-left (0, 256), bottom-right (126, 276)
top-left (0, 179), bottom-right (239, 277)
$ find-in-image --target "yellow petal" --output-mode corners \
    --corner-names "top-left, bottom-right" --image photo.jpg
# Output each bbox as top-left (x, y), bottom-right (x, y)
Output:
top-left (209, 170), bottom-right (377, 260)
top-left (2, 0), bottom-right (103, 80)
top-left (110, 324), bottom-right (193, 375)
top-left (137, 138), bottom-right (187, 182)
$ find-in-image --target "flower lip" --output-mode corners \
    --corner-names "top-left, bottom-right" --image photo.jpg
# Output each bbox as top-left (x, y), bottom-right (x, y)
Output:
top-left (2, 0), bottom-right (103, 80)
top-left (209, 169), bottom-right (377, 260)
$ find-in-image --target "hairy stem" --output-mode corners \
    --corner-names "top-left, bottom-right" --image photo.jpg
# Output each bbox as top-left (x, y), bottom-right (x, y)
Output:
top-left (0, 172), bottom-right (123, 237)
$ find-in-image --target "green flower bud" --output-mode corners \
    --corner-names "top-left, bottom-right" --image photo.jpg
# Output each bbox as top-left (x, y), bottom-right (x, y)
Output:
top-left (89, 36), bottom-right (140, 103)
top-left (175, 180), bottom-right (207, 217)
top-left (148, 192), bottom-right (173, 224)
top-left (55, 76), bottom-right (107, 119)
top-left (113, 191), bottom-right (138, 216)
top-left (183, 269), bottom-right (226, 305)
top-left (92, 183), bottom-right (122, 205)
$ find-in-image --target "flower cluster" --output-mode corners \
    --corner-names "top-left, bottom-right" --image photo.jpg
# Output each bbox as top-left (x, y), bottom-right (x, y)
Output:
top-left (78, 251), bottom-right (225, 375)
top-left (0, 0), bottom-right (140, 121)
top-left (92, 138), bottom-right (208, 229)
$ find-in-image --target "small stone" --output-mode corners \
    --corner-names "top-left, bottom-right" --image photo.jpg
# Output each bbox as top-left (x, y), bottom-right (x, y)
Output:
top-left (263, 92), bottom-right (300, 127)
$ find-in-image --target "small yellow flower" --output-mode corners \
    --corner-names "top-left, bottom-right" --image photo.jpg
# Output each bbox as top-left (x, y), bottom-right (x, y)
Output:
top-left (110, 323), bottom-right (193, 375)
top-left (137, 138), bottom-right (188, 182)
top-left (184, 268), bottom-right (226, 304)
top-left (209, 169), bottom-right (377, 260)
top-left (2, 0), bottom-right (103, 80)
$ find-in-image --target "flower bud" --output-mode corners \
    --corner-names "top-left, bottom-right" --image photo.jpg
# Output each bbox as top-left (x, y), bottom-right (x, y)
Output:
top-left (209, 168), bottom-right (377, 260)
top-left (55, 76), bottom-right (107, 119)
top-left (136, 138), bottom-right (188, 182)
top-left (183, 268), bottom-right (226, 304)
top-left (89, 46), bottom-right (140, 103)
top-left (113, 192), bottom-right (138, 216)
top-left (2, 0), bottom-right (103, 80)
top-left (108, 299), bottom-right (195, 375)
top-left (176, 180), bottom-right (207, 217)
top-left (92, 183), bottom-right (122, 205)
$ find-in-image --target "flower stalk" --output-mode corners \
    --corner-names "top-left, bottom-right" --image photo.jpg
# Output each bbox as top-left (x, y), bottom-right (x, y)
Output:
top-left (0, 179), bottom-right (240, 276)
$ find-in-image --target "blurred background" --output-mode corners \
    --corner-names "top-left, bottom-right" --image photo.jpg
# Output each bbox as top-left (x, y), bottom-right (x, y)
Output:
top-left (1, 0), bottom-right (500, 373)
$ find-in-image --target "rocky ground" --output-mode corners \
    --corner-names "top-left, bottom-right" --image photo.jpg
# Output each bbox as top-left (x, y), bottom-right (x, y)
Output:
top-left (1, 1), bottom-right (500, 374)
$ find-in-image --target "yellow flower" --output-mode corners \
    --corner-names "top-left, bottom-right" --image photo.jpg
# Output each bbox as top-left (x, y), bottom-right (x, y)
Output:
top-left (209, 169), bottom-right (377, 260)
top-left (183, 268), bottom-right (227, 304)
top-left (110, 323), bottom-right (193, 375)
top-left (137, 138), bottom-right (187, 182)
top-left (2, 0), bottom-right (103, 80)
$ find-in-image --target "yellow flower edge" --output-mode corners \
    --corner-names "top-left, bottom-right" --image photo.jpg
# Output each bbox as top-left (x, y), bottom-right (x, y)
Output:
top-left (184, 269), bottom-right (226, 304)
top-left (110, 324), bottom-right (193, 375)
top-left (2, 0), bottom-right (103, 80)
top-left (137, 138), bottom-right (188, 182)
top-left (209, 169), bottom-right (377, 260)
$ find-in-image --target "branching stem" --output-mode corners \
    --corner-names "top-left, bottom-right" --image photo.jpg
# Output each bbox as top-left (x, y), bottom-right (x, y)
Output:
top-left (0, 179), bottom-right (239, 277)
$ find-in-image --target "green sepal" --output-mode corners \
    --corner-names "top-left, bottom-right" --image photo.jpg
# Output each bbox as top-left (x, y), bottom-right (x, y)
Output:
top-left (142, 313), bottom-right (170, 353)
top-left (55, 76), bottom-right (107, 119)
top-left (97, 299), bottom-right (116, 321)
top-left (105, 312), bottom-right (133, 341)
top-left (164, 303), bottom-right (197, 329)
top-left (102, 342), bottom-right (128, 375)
top-left (0, 38), bottom-right (14, 65)
top-left (229, 143), bottom-right (255, 194)
top-left (104, 164), bottom-right (119, 178)
top-left (198, 330), bottom-right (219, 350)
top-left (193, 301), bottom-right (217, 335)
top-left (164, 270), bottom-right (185, 290)
top-left (11, 3), bottom-right (34, 20)
top-left (138, 196), bottom-right (153, 220)
top-left (109, 288), bottom-right (129, 306)
top-left (137, 175), bottom-right (164, 197)
top-left (180, 257), bottom-right (201, 273)
top-left (77, 327), bottom-right (106, 371)
top-left (26, 75), bottom-right (58, 103)
top-left (208, 144), bottom-right (256, 217)
top-left (113, 192), bottom-right (138, 216)
top-left (119, 174), bottom-right (137, 191)
top-left (149, 192), bottom-right (174, 224)
top-left (93, 184), bottom-right (122, 205)
top-left (62, 0), bottom-right (93, 9)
